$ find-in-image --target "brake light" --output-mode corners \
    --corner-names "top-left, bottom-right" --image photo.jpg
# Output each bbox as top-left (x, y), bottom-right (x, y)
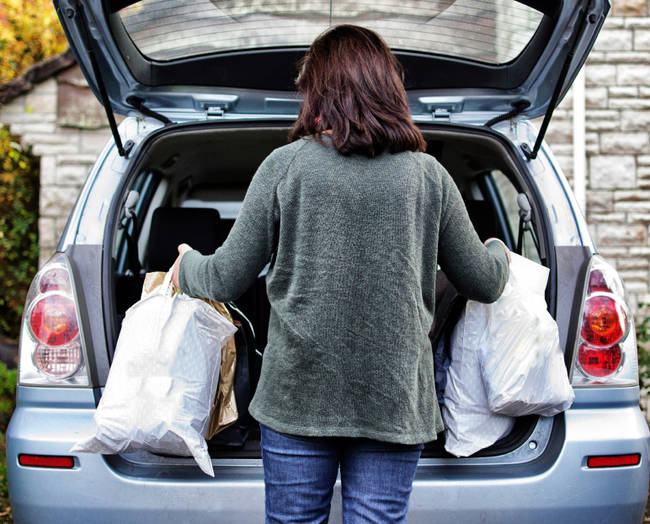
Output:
top-left (578, 344), bottom-right (621, 377)
top-left (580, 295), bottom-right (627, 347)
top-left (18, 253), bottom-right (90, 386)
top-left (572, 256), bottom-right (637, 387)
top-left (29, 295), bottom-right (79, 346)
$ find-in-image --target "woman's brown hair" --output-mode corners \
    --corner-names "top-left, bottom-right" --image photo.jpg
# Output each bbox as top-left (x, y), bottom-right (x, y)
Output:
top-left (289, 24), bottom-right (426, 157)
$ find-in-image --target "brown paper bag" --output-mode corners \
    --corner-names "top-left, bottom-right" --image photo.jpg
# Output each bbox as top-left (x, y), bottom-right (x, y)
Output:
top-left (204, 299), bottom-right (238, 439)
top-left (141, 272), bottom-right (239, 439)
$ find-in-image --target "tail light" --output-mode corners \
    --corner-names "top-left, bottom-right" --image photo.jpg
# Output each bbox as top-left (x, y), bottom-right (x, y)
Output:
top-left (18, 253), bottom-right (90, 386)
top-left (572, 256), bottom-right (638, 387)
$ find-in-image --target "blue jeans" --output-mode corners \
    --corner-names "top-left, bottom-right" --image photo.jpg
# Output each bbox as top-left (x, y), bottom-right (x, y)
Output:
top-left (259, 423), bottom-right (424, 524)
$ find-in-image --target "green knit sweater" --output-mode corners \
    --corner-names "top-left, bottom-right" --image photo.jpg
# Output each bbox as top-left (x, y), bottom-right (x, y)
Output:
top-left (179, 134), bottom-right (509, 444)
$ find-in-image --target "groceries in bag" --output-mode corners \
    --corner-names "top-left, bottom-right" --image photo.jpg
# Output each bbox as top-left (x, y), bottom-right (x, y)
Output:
top-left (442, 299), bottom-right (515, 457)
top-left (204, 300), bottom-right (239, 438)
top-left (479, 254), bottom-right (574, 417)
top-left (70, 270), bottom-right (237, 476)
top-left (206, 302), bottom-right (257, 447)
top-left (141, 272), bottom-right (240, 439)
top-left (442, 253), bottom-right (574, 457)
top-left (430, 271), bottom-right (467, 405)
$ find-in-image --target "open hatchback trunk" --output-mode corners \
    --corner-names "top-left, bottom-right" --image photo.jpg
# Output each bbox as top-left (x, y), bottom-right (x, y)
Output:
top-left (102, 121), bottom-right (549, 465)
top-left (51, 0), bottom-right (608, 469)
top-left (55, 0), bottom-right (609, 147)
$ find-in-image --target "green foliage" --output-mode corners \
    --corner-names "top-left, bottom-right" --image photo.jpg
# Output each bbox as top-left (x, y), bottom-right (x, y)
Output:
top-left (0, 430), bottom-right (11, 523)
top-left (635, 305), bottom-right (650, 387)
top-left (0, 0), bottom-right (68, 84)
top-left (0, 363), bottom-right (16, 432)
top-left (0, 126), bottom-right (39, 339)
top-left (0, 362), bottom-right (16, 523)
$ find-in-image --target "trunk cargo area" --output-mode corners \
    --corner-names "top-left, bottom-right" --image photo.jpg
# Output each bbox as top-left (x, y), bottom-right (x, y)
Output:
top-left (106, 123), bottom-right (548, 463)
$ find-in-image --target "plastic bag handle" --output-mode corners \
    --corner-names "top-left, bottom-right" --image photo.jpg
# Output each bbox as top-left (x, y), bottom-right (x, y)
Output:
top-left (159, 268), bottom-right (175, 297)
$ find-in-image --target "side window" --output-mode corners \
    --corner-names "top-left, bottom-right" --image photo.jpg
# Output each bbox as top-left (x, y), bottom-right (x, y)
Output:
top-left (490, 170), bottom-right (541, 264)
top-left (113, 171), bottom-right (161, 275)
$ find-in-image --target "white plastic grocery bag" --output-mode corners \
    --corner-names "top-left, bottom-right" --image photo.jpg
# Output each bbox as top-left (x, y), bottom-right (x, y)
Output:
top-left (442, 298), bottom-right (515, 457)
top-left (478, 253), bottom-right (574, 417)
top-left (70, 271), bottom-right (237, 477)
top-left (442, 253), bottom-right (574, 457)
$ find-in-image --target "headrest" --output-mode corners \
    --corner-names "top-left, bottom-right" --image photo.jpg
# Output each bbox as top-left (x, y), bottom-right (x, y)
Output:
top-left (146, 207), bottom-right (221, 271)
top-left (464, 200), bottom-right (499, 242)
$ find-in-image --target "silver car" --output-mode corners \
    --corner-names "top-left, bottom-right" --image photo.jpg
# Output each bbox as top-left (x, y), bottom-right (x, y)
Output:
top-left (7, 0), bottom-right (650, 522)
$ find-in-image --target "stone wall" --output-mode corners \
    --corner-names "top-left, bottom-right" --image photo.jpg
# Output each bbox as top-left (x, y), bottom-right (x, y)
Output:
top-left (0, 66), bottom-right (112, 267)
top-left (545, 4), bottom-right (650, 311)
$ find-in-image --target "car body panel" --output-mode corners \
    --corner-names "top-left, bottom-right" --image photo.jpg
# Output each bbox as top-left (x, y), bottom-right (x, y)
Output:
top-left (7, 386), bottom-right (648, 523)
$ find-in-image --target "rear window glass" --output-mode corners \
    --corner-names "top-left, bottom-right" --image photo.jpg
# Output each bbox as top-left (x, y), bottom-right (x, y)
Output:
top-left (118, 0), bottom-right (543, 64)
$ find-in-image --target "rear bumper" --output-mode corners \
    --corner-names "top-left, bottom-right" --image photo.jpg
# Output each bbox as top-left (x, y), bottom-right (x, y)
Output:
top-left (7, 386), bottom-right (649, 524)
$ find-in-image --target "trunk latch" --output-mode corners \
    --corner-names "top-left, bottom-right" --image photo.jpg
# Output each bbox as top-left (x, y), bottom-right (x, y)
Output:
top-left (432, 108), bottom-right (452, 121)
top-left (418, 97), bottom-right (464, 122)
top-left (206, 106), bottom-right (226, 118)
top-left (201, 95), bottom-right (239, 119)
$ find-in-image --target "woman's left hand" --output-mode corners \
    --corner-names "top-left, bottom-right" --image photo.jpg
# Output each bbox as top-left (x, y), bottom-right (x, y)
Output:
top-left (171, 243), bottom-right (194, 291)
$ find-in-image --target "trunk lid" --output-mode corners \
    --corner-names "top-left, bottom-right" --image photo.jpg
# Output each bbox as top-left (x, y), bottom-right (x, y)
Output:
top-left (55, 0), bottom-right (608, 123)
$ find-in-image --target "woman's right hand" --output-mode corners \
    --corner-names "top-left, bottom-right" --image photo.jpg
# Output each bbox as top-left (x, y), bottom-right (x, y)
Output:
top-left (484, 237), bottom-right (511, 263)
top-left (171, 243), bottom-right (194, 290)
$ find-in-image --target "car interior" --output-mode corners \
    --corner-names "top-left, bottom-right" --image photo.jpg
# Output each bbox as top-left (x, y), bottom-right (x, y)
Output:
top-left (109, 124), bottom-right (542, 458)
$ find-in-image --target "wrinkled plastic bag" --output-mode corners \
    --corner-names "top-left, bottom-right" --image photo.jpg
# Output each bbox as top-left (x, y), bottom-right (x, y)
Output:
top-left (70, 270), bottom-right (237, 476)
top-left (442, 299), bottom-right (514, 457)
top-left (479, 253), bottom-right (574, 417)
top-left (442, 253), bottom-right (574, 457)
top-left (141, 273), bottom-right (239, 439)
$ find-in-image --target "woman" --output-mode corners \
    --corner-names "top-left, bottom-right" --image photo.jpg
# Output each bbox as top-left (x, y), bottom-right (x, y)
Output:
top-left (172, 24), bottom-right (510, 524)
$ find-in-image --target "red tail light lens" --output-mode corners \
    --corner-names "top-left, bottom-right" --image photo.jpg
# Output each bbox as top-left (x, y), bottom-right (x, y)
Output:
top-left (578, 344), bottom-right (622, 377)
top-left (29, 295), bottom-right (79, 346)
top-left (573, 256), bottom-right (636, 385)
top-left (580, 295), bottom-right (627, 347)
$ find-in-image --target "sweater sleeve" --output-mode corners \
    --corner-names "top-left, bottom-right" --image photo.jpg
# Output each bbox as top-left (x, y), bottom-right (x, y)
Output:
top-left (436, 163), bottom-right (509, 304)
top-left (177, 148), bottom-right (285, 301)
